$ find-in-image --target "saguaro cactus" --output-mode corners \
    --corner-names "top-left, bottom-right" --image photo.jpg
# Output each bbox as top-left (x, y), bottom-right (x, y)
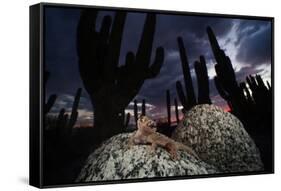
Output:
top-left (44, 71), bottom-right (57, 115)
top-left (67, 88), bottom-right (82, 131)
top-left (194, 56), bottom-right (211, 104)
top-left (176, 37), bottom-right (211, 111)
top-left (123, 112), bottom-right (131, 129)
top-left (134, 99), bottom-right (138, 126)
top-left (77, 10), bottom-right (164, 142)
top-left (166, 90), bottom-right (171, 127)
top-left (176, 37), bottom-right (196, 110)
top-left (55, 88), bottom-right (82, 136)
top-left (207, 26), bottom-right (244, 115)
top-left (55, 108), bottom-right (67, 135)
top-left (142, 99), bottom-right (146, 116)
top-left (174, 98), bottom-right (179, 124)
top-left (133, 99), bottom-right (146, 128)
top-left (45, 95), bottom-right (57, 115)
top-left (207, 26), bottom-right (272, 172)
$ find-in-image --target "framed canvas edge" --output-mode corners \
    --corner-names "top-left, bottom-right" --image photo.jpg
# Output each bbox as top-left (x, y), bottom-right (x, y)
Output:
top-left (39, 2), bottom-right (274, 20)
top-left (29, 2), bottom-right (275, 189)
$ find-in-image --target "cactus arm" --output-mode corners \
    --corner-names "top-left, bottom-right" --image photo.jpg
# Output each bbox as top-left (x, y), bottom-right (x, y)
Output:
top-left (166, 90), bottom-right (171, 127)
top-left (174, 98), bottom-right (179, 124)
top-left (206, 26), bottom-right (221, 61)
top-left (77, 10), bottom-right (100, 93)
top-left (177, 37), bottom-right (196, 106)
top-left (45, 94), bottom-right (57, 115)
top-left (67, 88), bottom-right (82, 129)
top-left (135, 14), bottom-right (156, 69)
top-left (214, 76), bottom-right (230, 100)
top-left (56, 108), bottom-right (66, 134)
top-left (146, 47), bottom-right (165, 78)
top-left (207, 26), bottom-right (238, 92)
top-left (194, 55), bottom-right (211, 104)
top-left (105, 12), bottom-right (127, 79)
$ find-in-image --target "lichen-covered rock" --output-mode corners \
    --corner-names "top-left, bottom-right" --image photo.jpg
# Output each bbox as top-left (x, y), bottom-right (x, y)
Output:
top-left (172, 104), bottom-right (264, 173)
top-left (76, 133), bottom-right (219, 182)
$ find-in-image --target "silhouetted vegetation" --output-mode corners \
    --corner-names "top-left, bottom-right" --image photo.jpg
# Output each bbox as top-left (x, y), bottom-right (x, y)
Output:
top-left (174, 98), bottom-right (180, 124)
top-left (166, 90), bottom-right (171, 127)
top-left (43, 12), bottom-right (273, 185)
top-left (207, 26), bottom-right (273, 172)
top-left (134, 99), bottom-right (138, 127)
top-left (44, 85), bottom-right (93, 185)
top-left (123, 112), bottom-right (131, 129)
top-left (77, 10), bottom-right (164, 144)
top-left (176, 37), bottom-right (211, 112)
top-left (44, 71), bottom-right (57, 115)
top-left (133, 99), bottom-right (146, 128)
top-left (45, 88), bottom-right (82, 134)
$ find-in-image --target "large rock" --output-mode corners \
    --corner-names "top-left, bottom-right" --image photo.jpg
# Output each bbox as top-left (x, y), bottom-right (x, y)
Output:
top-left (172, 104), bottom-right (264, 173)
top-left (76, 133), bottom-right (219, 182)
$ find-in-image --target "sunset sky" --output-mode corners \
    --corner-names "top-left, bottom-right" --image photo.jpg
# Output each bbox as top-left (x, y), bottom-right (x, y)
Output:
top-left (44, 7), bottom-right (272, 127)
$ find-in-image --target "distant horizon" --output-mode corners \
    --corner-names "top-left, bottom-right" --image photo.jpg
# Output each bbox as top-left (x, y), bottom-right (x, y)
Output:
top-left (45, 7), bottom-right (272, 127)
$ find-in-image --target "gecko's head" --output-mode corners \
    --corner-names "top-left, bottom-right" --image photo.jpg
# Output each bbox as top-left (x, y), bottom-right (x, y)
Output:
top-left (137, 115), bottom-right (157, 133)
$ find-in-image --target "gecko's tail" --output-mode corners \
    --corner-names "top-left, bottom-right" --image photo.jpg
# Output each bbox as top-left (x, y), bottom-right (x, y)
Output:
top-left (177, 143), bottom-right (200, 160)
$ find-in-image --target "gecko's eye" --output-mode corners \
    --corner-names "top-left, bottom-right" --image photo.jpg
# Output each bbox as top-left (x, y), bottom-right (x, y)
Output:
top-left (148, 120), bottom-right (154, 127)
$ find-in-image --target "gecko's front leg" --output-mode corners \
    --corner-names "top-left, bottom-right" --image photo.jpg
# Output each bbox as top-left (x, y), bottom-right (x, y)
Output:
top-left (166, 142), bottom-right (178, 160)
top-left (127, 132), bottom-right (136, 149)
top-left (149, 142), bottom-right (157, 155)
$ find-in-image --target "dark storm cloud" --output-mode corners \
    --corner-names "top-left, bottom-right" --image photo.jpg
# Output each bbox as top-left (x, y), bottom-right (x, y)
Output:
top-left (156, 14), bottom-right (234, 43)
top-left (235, 66), bottom-right (264, 82)
top-left (235, 21), bottom-right (271, 66)
top-left (119, 13), bottom-right (235, 65)
top-left (234, 20), bottom-right (269, 45)
top-left (133, 14), bottom-right (235, 108)
top-left (130, 14), bottom-right (235, 104)
top-left (154, 15), bottom-right (235, 64)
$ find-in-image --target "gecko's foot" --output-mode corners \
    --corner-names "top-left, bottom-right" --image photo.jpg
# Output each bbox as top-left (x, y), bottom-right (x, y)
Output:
top-left (126, 143), bottom-right (134, 150)
top-left (171, 154), bottom-right (178, 160)
top-left (149, 146), bottom-right (156, 156)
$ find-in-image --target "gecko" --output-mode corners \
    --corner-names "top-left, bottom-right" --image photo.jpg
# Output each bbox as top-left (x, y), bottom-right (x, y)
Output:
top-left (128, 115), bottom-right (199, 160)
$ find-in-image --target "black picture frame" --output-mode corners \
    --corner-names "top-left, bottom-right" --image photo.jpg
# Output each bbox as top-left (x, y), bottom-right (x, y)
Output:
top-left (30, 2), bottom-right (274, 188)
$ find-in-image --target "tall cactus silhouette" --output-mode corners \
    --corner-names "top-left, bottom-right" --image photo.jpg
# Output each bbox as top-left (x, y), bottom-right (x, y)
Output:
top-left (141, 99), bottom-right (146, 116)
top-left (44, 71), bottom-right (57, 115)
top-left (174, 98), bottom-right (179, 124)
top-left (67, 88), bottom-right (82, 130)
top-left (134, 99), bottom-right (138, 126)
top-left (123, 112), bottom-right (131, 129)
top-left (207, 26), bottom-right (245, 115)
top-left (45, 95), bottom-right (57, 115)
top-left (57, 88), bottom-right (82, 135)
top-left (77, 10), bottom-right (164, 142)
top-left (166, 90), bottom-right (171, 127)
top-left (176, 37), bottom-right (211, 111)
top-left (133, 99), bottom-right (146, 128)
top-left (207, 26), bottom-right (272, 171)
top-left (194, 56), bottom-right (211, 104)
top-left (55, 88), bottom-right (82, 135)
top-left (176, 37), bottom-right (196, 110)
